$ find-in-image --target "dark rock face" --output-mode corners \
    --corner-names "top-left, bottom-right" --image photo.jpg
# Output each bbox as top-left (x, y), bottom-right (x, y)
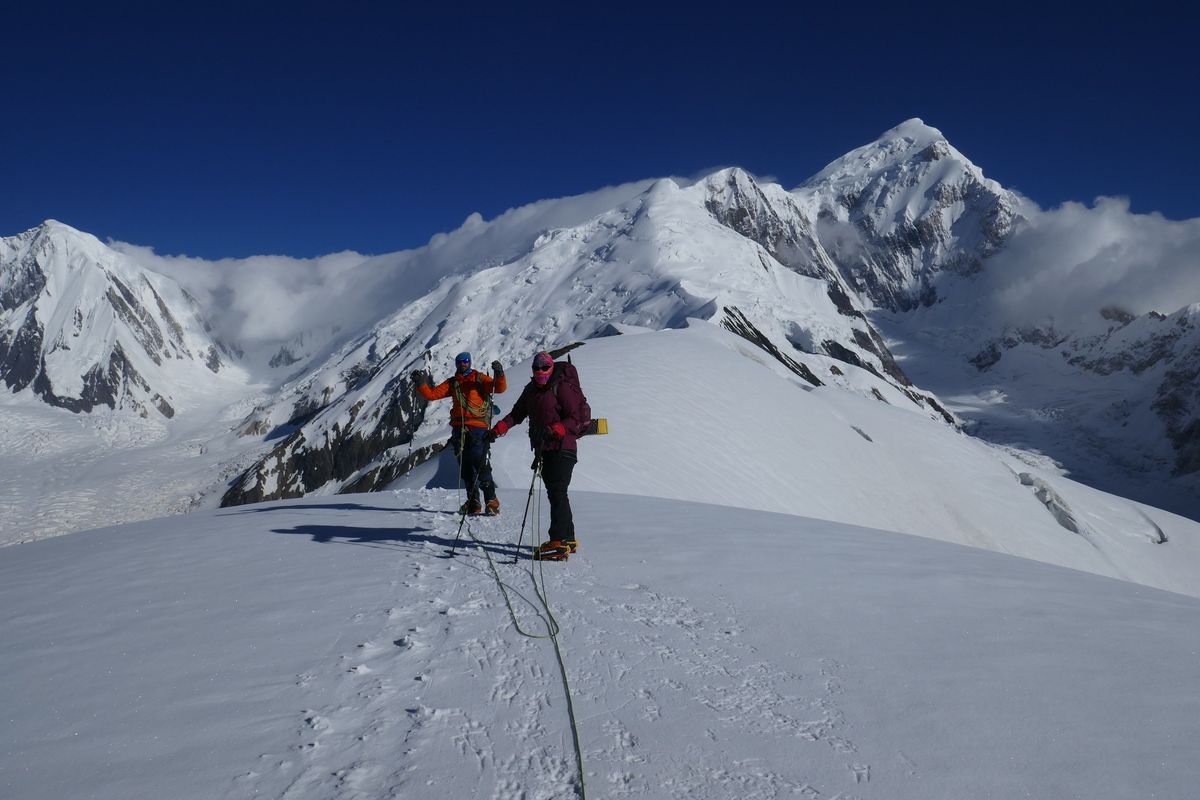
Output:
top-left (2, 283), bottom-right (186, 416)
top-left (974, 308), bottom-right (1200, 479)
top-left (0, 253), bottom-right (46, 311)
top-left (826, 283), bottom-right (858, 317)
top-left (342, 442), bottom-right (445, 494)
top-left (822, 339), bottom-right (868, 372)
top-left (1066, 319), bottom-right (1185, 376)
top-left (1065, 314), bottom-right (1200, 476)
top-left (704, 171), bottom-right (851, 292)
top-left (204, 346), bottom-right (223, 373)
top-left (852, 327), bottom-right (911, 386)
top-left (704, 172), bottom-right (924, 393)
top-left (1101, 306), bottom-right (1136, 326)
top-left (0, 307), bottom-right (43, 391)
top-left (221, 374), bottom-right (430, 506)
top-left (1154, 346), bottom-right (1200, 476)
top-left (696, 167), bottom-right (994, 427)
top-left (972, 326), bottom-right (1070, 371)
top-left (825, 169), bottom-right (1017, 313)
top-left (269, 347), bottom-right (301, 368)
top-left (970, 343), bottom-right (1003, 371)
top-left (816, 329), bottom-right (914, 388)
top-left (1171, 420), bottom-right (1200, 476)
top-left (917, 392), bottom-right (956, 426)
top-left (106, 279), bottom-right (165, 366)
top-left (19, 339), bottom-right (177, 418)
top-left (720, 307), bottom-right (823, 388)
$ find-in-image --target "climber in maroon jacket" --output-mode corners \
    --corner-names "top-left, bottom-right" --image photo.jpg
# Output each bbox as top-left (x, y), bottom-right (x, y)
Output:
top-left (486, 351), bottom-right (584, 560)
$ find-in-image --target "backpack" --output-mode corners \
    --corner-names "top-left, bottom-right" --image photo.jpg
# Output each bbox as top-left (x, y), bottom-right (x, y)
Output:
top-left (551, 359), bottom-right (592, 437)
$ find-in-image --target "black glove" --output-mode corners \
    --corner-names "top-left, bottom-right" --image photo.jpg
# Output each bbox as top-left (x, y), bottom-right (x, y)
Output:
top-left (483, 429), bottom-right (498, 445)
top-left (410, 369), bottom-right (428, 386)
top-left (491, 360), bottom-right (503, 376)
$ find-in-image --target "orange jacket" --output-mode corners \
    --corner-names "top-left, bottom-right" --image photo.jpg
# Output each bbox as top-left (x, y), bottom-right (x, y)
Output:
top-left (418, 370), bottom-right (507, 428)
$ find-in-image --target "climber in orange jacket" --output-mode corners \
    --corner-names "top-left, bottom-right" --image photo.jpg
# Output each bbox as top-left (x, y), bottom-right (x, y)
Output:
top-left (412, 352), bottom-right (507, 515)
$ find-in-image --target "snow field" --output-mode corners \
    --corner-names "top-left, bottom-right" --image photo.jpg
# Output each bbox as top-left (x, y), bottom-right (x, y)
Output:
top-left (2, 490), bottom-right (1198, 800)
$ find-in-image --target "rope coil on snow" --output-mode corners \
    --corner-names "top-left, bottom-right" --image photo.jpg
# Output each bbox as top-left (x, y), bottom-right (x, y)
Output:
top-left (447, 405), bottom-right (587, 798)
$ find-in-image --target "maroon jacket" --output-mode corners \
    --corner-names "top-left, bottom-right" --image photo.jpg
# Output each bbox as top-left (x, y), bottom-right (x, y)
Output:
top-left (499, 368), bottom-right (585, 453)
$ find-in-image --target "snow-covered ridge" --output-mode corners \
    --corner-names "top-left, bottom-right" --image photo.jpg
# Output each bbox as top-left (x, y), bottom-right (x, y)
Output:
top-left (3, 118), bottom-right (1199, 552)
top-left (220, 168), bottom-right (958, 507)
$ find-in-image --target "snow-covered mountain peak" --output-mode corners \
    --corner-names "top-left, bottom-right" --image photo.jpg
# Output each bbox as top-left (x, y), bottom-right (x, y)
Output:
top-left (819, 119), bottom-right (982, 184)
top-left (800, 118), bottom-right (994, 205)
top-left (5, 220), bottom-right (151, 297)
top-left (884, 116), bottom-right (944, 141)
top-left (1, 222), bottom-right (244, 418)
top-left (698, 166), bottom-right (764, 190)
top-left (29, 218), bottom-right (94, 242)
top-left (793, 121), bottom-right (1021, 311)
top-left (18, 219), bottom-right (116, 263)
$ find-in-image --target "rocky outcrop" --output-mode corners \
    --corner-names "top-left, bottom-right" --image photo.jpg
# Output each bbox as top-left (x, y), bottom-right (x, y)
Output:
top-left (720, 307), bottom-right (823, 387)
top-left (222, 373), bottom-right (430, 506)
top-left (971, 325), bottom-right (1071, 372)
top-left (973, 307), bottom-right (1200, 478)
top-left (704, 169), bottom-right (840, 283)
top-left (1152, 329), bottom-right (1200, 476)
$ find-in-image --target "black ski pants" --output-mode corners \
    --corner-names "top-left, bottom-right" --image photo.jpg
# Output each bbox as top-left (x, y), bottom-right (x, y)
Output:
top-left (540, 449), bottom-right (577, 541)
top-left (451, 427), bottom-right (496, 503)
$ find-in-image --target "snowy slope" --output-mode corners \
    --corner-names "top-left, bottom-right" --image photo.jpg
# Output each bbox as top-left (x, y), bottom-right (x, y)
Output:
top-left (2, 491), bottom-right (1198, 800)
top-left (406, 323), bottom-right (1200, 599)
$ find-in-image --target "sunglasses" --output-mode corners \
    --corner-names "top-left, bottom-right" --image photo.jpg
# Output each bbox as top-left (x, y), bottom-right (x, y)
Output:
top-left (456, 358), bottom-right (471, 365)
top-left (532, 362), bottom-right (553, 373)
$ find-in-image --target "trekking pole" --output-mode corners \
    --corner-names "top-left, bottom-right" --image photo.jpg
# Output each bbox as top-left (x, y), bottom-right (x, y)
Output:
top-left (450, 421), bottom-right (470, 556)
top-left (512, 455), bottom-right (541, 564)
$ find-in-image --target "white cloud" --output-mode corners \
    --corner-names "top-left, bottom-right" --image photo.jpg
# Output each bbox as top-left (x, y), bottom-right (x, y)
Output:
top-left (110, 243), bottom-right (400, 347)
top-left (982, 197), bottom-right (1200, 328)
top-left (109, 178), bottom-right (661, 349)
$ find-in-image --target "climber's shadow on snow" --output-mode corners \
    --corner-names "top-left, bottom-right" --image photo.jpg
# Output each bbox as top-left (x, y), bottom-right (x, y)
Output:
top-left (272, 523), bottom-right (528, 559)
top-left (220, 502), bottom-right (419, 515)
top-left (219, 502), bottom-right (460, 517)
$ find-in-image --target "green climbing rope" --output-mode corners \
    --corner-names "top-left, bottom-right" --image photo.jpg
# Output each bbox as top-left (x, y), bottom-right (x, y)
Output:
top-left (454, 458), bottom-right (587, 799)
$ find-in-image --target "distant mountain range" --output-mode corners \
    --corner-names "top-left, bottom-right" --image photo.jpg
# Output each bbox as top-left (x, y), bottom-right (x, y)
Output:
top-left (2, 119), bottom-right (1197, 531)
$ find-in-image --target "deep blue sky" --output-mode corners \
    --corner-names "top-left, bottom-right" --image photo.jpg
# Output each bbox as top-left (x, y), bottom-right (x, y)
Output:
top-left (3, 2), bottom-right (1196, 259)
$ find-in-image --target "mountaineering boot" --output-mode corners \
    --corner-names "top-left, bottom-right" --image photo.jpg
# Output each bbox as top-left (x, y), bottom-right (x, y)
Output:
top-left (484, 498), bottom-right (500, 516)
top-left (560, 538), bottom-right (578, 553)
top-left (459, 498), bottom-right (482, 515)
top-left (533, 540), bottom-right (569, 561)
